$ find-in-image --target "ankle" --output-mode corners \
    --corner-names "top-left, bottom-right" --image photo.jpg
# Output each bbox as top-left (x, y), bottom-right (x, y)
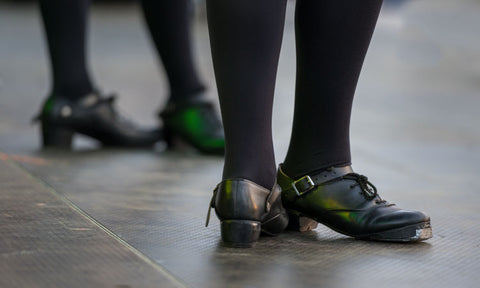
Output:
top-left (50, 88), bottom-right (96, 102)
top-left (53, 84), bottom-right (95, 101)
top-left (281, 161), bottom-right (352, 180)
top-left (222, 165), bottom-right (276, 191)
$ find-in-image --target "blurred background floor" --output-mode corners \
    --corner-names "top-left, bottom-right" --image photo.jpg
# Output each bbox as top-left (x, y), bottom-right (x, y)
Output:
top-left (1, 0), bottom-right (480, 287)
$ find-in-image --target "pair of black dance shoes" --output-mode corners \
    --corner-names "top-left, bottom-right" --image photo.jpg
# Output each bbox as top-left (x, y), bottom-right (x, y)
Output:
top-left (207, 165), bottom-right (432, 247)
top-left (34, 92), bottom-right (225, 154)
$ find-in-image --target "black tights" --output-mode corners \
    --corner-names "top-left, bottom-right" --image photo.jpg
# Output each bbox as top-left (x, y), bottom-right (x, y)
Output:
top-left (207, 0), bottom-right (383, 189)
top-left (39, 0), bottom-right (205, 101)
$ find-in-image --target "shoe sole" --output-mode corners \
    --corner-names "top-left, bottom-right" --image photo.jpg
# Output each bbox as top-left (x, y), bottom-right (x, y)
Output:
top-left (288, 210), bottom-right (433, 242)
top-left (355, 221), bottom-right (432, 242)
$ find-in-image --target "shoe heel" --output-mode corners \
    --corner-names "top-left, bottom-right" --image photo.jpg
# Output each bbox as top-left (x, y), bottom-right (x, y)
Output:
top-left (286, 211), bottom-right (318, 232)
top-left (221, 220), bottom-right (261, 248)
top-left (41, 124), bottom-right (73, 148)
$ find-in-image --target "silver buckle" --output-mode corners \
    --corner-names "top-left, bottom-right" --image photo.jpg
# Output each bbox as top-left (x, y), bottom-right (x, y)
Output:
top-left (292, 175), bottom-right (315, 196)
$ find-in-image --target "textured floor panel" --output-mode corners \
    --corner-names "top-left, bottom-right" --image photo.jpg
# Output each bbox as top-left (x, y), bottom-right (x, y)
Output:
top-left (0, 160), bottom-right (185, 288)
top-left (2, 149), bottom-right (476, 288)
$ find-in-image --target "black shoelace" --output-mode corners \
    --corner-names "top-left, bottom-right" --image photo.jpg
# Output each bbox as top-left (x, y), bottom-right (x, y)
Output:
top-left (343, 173), bottom-right (387, 204)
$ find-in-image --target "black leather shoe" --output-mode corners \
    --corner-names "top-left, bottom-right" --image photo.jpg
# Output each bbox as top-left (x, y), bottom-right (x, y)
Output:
top-left (277, 165), bottom-right (432, 242)
top-left (34, 92), bottom-right (161, 148)
top-left (206, 179), bottom-right (289, 248)
top-left (159, 94), bottom-right (225, 155)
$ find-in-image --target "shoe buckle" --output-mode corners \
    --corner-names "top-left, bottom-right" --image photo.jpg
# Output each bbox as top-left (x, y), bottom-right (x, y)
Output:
top-left (292, 175), bottom-right (315, 197)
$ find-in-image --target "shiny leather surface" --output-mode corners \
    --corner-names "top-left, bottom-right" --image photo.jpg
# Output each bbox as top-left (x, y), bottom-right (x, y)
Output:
top-left (38, 93), bottom-right (161, 147)
top-left (209, 179), bottom-right (288, 230)
top-left (213, 178), bottom-right (269, 221)
top-left (278, 165), bottom-right (430, 236)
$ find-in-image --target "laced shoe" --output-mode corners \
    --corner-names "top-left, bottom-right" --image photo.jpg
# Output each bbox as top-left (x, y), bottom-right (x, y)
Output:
top-left (277, 164), bottom-right (432, 242)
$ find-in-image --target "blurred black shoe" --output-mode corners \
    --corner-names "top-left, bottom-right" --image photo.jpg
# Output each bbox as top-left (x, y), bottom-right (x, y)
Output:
top-left (34, 92), bottom-right (161, 148)
top-left (159, 93), bottom-right (225, 155)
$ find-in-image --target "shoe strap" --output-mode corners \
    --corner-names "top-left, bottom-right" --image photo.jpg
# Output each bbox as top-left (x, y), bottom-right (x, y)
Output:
top-left (205, 185), bottom-right (219, 227)
top-left (281, 166), bottom-right (353, 203)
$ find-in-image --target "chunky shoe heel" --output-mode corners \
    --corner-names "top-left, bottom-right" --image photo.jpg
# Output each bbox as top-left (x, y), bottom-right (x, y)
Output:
top-left (206, 179), bottom-right (288, 248)
top-left (221, 220), bottom-right (261, 248)
top-left (41, 124), bottom-right (74, 148)
top-left (286, 211), bottom-right (318, 232)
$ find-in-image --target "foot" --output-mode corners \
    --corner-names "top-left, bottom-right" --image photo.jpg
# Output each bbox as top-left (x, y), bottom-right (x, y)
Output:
top-left (277, 164), bottom-right (432, 242)
top-left (206, 178), bottom-right (289, 248)
top-left (34, 92), bottom-right (161, 148)
top-left (159, 93), bottom-right (225, 155)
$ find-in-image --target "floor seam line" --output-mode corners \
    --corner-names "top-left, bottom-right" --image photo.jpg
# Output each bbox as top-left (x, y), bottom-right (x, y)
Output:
top-left (3, 157), bottom-right (189, 288)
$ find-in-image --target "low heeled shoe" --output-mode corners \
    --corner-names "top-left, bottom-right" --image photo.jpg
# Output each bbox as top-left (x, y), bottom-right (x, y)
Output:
top-left (277, 164), bottom-right (432, 242)
top-left (206, 179), bottom-right (289, 248)
top-left (159, 95), bottom-right (225, 155)
top-left (34, 92), bottom-right (161, 148)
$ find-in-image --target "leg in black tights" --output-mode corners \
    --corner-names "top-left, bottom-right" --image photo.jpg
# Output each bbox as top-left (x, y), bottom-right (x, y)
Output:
top-left (206, 0), bottom-right (288, 189)
top-left (141, 0), bottom-right (206, 103)
top-left (207, 0), bottom-right (383, 185)
top-left (40, 0), bottom-right (205, 103)
top-left (37, 0), bottom-right (160, 148)
top-left (283, 0), bottom-right (383, 179)
top-left (39, 0), bottom-right (94, 100)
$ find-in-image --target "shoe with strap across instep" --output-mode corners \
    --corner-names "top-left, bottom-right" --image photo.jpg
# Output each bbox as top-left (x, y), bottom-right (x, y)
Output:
top-left (277, 164), bottom-right (432, 242)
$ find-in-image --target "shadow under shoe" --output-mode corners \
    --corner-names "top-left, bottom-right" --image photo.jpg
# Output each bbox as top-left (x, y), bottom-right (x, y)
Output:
top-left (206, 179), bottom-right (289, 248)
top-left (159, 94), bottom-right (225, 155)
top-left (277, 164), bottom-right (432, 242)
top-left (34, 92), bottom-right (161, 149)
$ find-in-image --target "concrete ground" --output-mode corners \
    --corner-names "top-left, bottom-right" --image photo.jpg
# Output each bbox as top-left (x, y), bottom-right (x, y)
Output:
top-left (1, 0), bottom-right (479, 287)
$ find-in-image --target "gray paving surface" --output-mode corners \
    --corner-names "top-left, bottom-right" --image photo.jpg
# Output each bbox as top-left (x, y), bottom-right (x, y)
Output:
top-left (1, 0), bottom-right (480, 287)
top-left (0, 160), bottom-right (185, 288)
